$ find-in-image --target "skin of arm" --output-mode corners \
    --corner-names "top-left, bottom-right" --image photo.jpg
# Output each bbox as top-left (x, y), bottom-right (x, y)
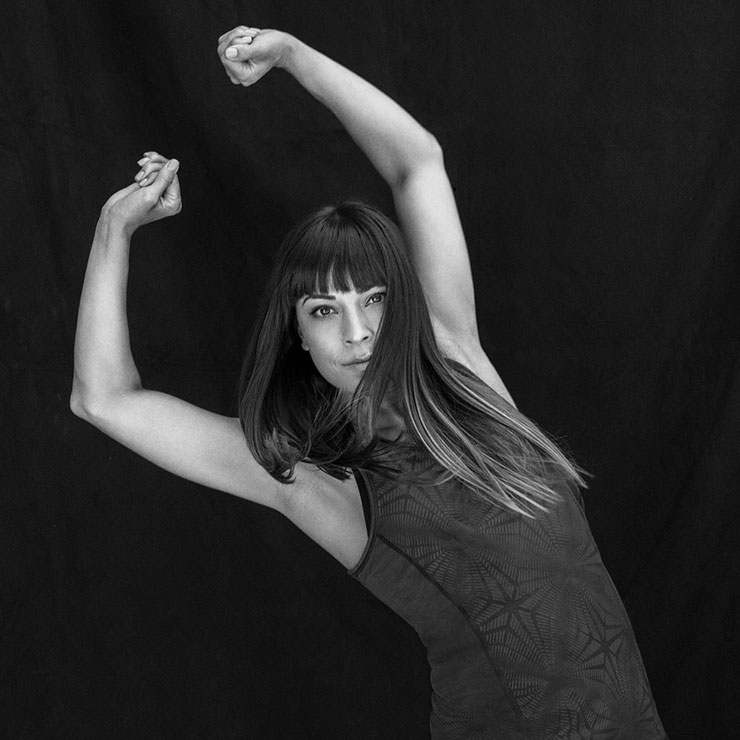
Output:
top-left (70, 24), bottom-right (513, 567)
top-left (218, 27), bottom-right (514, 405)
top-left (70, 162), bottom-right (287, 509)
top-left (72, 155), bottom-right (370, 567)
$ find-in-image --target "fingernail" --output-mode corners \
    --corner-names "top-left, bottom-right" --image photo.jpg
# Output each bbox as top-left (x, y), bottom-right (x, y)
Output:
top-left (166, 159), bottom-right (179, 171)
top-left (137, 157), bottom-right (150, 166)
top-left (139, 175), bottom-right (149, 186)
top-left (225, 47), bottom-right (237, 59)
top-left (135, 171), bottom-right (144, 181)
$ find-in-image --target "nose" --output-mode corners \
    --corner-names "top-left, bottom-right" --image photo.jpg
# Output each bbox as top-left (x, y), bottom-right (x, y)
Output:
top-left (342, 306), bottom-right (373, 344)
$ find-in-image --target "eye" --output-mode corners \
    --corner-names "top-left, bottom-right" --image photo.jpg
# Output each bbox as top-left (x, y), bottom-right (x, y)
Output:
top-left (310, 305), bottom-right (336, 318)
top-left (366, 291), bottom-right (386, 306)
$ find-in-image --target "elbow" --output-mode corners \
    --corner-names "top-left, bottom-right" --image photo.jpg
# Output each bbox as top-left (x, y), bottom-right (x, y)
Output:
top-left (424, 131), bottom-right (444, 160)
top-left (70, 378), bottom-right (141, 427)
top-left (70, 384), bottom-right (96, 423)
top-left (69, 388), bottom-right (84, 419)
top-left (419, 131), bottom-right (444, 166)
top-left (394, 132), bottom-right (445, 187)
top-left (69, 380), bottom-right (114, 426)
top-left (70, 376), bottom-right (87, 419)
top-left (412, 130), bottom-right (444, 171)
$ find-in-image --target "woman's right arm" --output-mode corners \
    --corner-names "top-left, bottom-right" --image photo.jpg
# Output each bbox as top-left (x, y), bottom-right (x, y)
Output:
top-left (217, 26), bottom-right (514, 406)
top-left (70, 158), bottom-right (286, 509)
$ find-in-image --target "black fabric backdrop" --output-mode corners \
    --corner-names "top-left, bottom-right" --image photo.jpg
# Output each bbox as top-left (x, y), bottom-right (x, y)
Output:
top-left (1, 1), bottom-right (738, 738)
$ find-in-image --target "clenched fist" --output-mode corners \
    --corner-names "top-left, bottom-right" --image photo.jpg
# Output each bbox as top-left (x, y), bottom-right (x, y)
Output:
top-left (102, 152), bottom-right (181, 235)
top-left (217, 26), bottom-right (292, 87)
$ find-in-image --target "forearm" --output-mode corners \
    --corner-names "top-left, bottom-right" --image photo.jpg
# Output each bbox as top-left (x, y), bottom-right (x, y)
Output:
top-left (279, 34), bottom-right (441, 186)
top-left (71, 213), bottom-right (142, 418)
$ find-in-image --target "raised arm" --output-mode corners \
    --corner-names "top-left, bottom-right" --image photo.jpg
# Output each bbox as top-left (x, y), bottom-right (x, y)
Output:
top-left (70, 158), bottom-right (286, 508)
top-left (218, 27), bottom-right (513, 404)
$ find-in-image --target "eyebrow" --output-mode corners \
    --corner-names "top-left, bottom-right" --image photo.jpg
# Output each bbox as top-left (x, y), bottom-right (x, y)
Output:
top-left (301, 293), bottom-right (335, 305)
top-left (300, 286), bottom-right (387, 306)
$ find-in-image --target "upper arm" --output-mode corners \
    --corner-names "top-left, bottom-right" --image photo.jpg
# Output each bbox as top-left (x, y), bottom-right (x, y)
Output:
top-left (73, 389), bottom-right (287, 510)
top-left (73, 389), bottom-right (373, 566)
top-left (393, 144), bottom-right (478, 340)
top-left (392, 143), bottom-right (514, 406)
top-left (436, 333), bottom-right (516, 408)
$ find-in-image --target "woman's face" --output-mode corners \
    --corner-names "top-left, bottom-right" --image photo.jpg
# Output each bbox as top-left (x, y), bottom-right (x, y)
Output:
top-left (295, 283), bottom-right (387, 396)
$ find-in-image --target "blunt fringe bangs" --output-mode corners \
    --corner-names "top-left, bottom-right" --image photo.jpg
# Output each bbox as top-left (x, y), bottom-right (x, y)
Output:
top-left (281, 202), bottom-right (398, 300)
top-left (239, 201), bottom-right (585, 516)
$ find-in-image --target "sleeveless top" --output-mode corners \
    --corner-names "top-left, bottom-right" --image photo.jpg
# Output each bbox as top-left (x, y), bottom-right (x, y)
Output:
top-left (349, 450), bottom-right (667, 740)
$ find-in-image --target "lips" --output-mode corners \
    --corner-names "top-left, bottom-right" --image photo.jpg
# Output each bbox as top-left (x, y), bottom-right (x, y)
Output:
top-left (345, 355), bottom-right (372, 366)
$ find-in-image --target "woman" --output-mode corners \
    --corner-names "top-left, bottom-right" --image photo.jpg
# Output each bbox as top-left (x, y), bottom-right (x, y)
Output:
top-left (72, 25), bottom-right (667, 739)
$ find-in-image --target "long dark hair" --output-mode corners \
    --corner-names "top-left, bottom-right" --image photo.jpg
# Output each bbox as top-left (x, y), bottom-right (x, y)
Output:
top-left (239, 201), bottom-right (584, 515)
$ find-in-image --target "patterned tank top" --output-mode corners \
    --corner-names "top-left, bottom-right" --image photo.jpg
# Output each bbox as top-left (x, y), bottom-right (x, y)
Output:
top-left (349, 452), bottom-right (667, 739)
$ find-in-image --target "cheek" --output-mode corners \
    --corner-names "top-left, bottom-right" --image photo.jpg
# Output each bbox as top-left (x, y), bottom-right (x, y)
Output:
top-left (296, 318), bottom-right (313, 350)
top-left (300, 329), bottom-right (336, 370)
top-left (301, 334), bottom-right (355, 391)
top-left (307, 351), bottom-right (347, 391)
top-left (310, 346), bottom-right (341, 382)
top-left (298, 315), bottom-right (337, 357)
top-left (301, 324), bottom-right (328, 354)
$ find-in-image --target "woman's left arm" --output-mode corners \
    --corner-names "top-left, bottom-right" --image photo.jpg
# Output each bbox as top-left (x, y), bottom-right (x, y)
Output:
top-left (218, 27), bottom-right (513, 404)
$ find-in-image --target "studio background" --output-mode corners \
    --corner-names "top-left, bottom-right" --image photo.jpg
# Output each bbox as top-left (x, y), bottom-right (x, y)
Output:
top-left (2, 1), bottom-right (738, 738)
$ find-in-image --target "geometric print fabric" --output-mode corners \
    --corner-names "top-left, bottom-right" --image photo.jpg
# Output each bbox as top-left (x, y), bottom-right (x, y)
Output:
top-left (350, 454), bottom-right (667, 739)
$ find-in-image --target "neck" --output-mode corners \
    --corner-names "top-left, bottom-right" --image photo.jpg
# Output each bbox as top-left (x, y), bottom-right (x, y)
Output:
top-left (375, 397), bottom-right (406, 442)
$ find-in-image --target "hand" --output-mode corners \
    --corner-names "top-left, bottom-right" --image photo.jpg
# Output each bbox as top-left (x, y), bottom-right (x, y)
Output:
top-left (102, 152), bottom-right (182, 235)
top-left (217, 26), bottom-right (289, 86)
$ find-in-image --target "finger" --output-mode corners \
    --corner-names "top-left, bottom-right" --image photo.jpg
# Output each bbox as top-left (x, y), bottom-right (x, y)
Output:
top-left (216, 30), bottom-right (240, 55)
top-left (218, 25), bottom-right (260, 46)
top-left (218, 27), bottom-right (244, 44)
top-left (137, 167), bottom-right (162, 185)
top-left (136, 160), bottom-right (166, 185)
top-left (232, 29), bottom-right (260, 43)
top-left (135, 153), bottom-right (160, 173)
top-left (161, 173), bottom-right (181, 210)
top-left (145, 158), bottom-right (180, 204)
top-left (218, 28), bottom-right (260, 57)
top-left (142, 151), bottom-right (167, 162)
top-left (135, 152), bottom-right (168, 184)
top-left (217, 35), bottom-right (242, 57)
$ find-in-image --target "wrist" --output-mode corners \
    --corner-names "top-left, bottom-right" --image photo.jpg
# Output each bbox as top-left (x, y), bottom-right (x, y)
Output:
top-left (97, 209), bottom-right (136, 241)
top-left (275, 32), bottom-right (302, 73)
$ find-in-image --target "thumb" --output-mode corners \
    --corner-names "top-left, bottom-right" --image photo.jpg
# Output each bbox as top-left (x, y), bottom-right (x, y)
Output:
top-left (148, 158), bottom-right (179, 200)
top-left (224, 43), bottom-right (253, 61)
